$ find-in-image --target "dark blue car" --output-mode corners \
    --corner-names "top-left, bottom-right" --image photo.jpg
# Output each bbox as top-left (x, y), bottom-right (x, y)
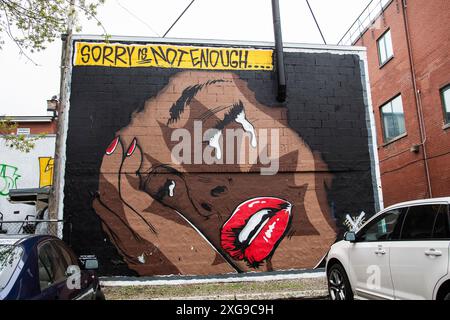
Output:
top-left (0, 234), bottom-right (104, 300)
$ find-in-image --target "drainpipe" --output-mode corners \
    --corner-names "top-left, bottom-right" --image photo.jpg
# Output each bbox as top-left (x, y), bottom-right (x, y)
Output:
top-left (271, 0), bottom-right (287, 102)
top-left (401, 0), bottom-right (433, 197)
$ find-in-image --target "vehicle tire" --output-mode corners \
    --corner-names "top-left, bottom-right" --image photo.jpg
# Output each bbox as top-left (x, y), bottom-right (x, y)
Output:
top-left (327, 263), bottom-right (353, 300)
top-left (443, 292), bottom-right (450, 301)
top-left (95, 287), bottom-right (106, 300)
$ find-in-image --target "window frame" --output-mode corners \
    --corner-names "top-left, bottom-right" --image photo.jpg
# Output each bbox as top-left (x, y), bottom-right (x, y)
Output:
top-left (440, 84), bottom-right (450, 126)
top-left (377, 29), bottom-right (394, 67)
top-left (380, 94), bottom-right (406, 143)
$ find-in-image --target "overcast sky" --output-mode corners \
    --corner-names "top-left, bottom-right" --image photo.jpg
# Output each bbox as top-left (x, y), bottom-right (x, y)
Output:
top-left (0, 0), bottom-right (371, 116)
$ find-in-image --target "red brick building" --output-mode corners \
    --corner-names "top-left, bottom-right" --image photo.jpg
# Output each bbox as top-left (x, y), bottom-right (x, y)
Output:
top-left (1, 116), bottom-right (58, 135)
top-left (340, 0), bottom-right (450, 206)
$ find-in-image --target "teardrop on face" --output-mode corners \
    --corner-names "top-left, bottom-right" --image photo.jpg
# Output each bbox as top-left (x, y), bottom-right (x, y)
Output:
top-left (106, 137), bottom-right (120, 155)
top-left (235, 110), bottom-right (257, 148)
top-left (168, 180), bottom-right (176, 197)
top-left (126, 138), bottom-right (137, 157)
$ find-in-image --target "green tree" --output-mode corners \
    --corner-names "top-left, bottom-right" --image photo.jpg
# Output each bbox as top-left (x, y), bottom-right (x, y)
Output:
top-left (0, 0), bottom-right (105, 58)
top-left (0, 1), bottom-right (105, 152)
top-left (0, 118), bottom-right (45, 153)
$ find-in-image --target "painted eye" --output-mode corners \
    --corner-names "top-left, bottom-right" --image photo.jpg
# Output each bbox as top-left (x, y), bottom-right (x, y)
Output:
top-left (106, 137), bottom-right (120, 155)
top-left (126, 138), bottom-right (137, 157)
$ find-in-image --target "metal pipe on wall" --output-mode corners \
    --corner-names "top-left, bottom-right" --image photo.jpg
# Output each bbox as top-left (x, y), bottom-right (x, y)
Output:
top-left (401, 0), bottom-right (433, 198)
top-left (271, 0), bottom-right (287, 102)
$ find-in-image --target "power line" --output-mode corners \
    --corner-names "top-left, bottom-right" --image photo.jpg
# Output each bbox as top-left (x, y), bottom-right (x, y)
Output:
top-left (163, 0), bottom-right (196, 38)
top-left (305, 0), bottom-right (327, 44)
top-left (115, 0), bottom-right (160, 37)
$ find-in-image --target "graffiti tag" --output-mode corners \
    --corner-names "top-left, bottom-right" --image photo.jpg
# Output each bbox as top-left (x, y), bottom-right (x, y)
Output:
top-left (0, 164), bottom-right (20, 196)
top-left (344, 211), bottom-right (366, 232)
top-left (39, 157), bottom-right (54, 187)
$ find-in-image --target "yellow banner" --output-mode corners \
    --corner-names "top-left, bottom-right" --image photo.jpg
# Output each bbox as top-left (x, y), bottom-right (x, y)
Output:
top-left (74, 42), bottom-right (273, 71)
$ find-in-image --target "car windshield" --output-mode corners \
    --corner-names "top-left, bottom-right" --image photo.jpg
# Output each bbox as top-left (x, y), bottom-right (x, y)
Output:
top-left (0, 244), bottom-right (24, 290)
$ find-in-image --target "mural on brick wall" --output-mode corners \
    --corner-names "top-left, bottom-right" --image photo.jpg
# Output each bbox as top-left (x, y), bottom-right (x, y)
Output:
top-left (65, 41), bottom-right (378, 276)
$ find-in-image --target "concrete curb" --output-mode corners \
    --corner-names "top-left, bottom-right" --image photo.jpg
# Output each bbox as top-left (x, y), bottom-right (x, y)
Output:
top-left (100, 269), bottom-right (326, 287)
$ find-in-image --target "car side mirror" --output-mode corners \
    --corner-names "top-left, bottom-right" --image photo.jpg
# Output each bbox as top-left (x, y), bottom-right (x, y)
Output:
top-left (344, 231), bottom-right (356, 242)
top-left (79, 255), bottom-right (99, 270)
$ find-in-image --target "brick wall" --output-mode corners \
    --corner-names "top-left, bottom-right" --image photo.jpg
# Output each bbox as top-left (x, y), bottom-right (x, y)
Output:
top-left (355, 0), bottom-right (450, 206)
top-left (16, 121), bottom-right (57, 135)
top-left (64, 40), bottom-right (379, 276)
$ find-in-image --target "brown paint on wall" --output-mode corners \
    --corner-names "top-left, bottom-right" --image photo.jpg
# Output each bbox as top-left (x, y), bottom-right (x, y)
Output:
top-left (95, 71), bottom-right (337, 274)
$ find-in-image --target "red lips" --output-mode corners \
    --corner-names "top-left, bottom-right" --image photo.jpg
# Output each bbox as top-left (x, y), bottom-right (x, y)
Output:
top-left (221, 197), bottom-right (292, 267)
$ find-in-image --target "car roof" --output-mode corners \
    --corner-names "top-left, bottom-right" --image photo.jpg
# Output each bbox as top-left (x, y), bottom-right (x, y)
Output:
top-left (383, 197), bottom-right (450, 211)
top-left (0, 234), bottom-right (32, 246)
top-left (0, 234), bottom-right (54, 246)
top-left (357, 197), bottom-right (450, 231)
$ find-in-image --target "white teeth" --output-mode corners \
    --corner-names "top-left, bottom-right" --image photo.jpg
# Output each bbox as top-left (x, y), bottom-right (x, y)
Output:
top-left (238, 209), bottom-right (271, 244)
top-left (168, 180), bottom-right (176, 197)
top-left (235, 110), bottom-right (257, 148)
top-left (208, 129), bottom-right (223, 160)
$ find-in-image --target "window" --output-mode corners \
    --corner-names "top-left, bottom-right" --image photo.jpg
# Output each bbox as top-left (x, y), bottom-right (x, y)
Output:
top-left (38, 242), bottom-right (67, 291)
top-left (358, 209), bottom-right (405, 242)
top-left (377, 29), bottom-right (394, 66)
top-left (432, 205), bottom-right (450, 239)
top-left (0, 245), bottom-right (23, 290)
top-left (381, 95), bottom-right (406, 142)
top-left (52, 241), bottom-right (78, 271)
top-left (400, 204), bottom-right (444, 240)
top-left (441, 85), bottom-right (450, 124)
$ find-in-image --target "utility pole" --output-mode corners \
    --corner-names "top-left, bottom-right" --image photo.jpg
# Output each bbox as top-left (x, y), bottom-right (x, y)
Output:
top-left (49, 0), bottom-right (76, 238)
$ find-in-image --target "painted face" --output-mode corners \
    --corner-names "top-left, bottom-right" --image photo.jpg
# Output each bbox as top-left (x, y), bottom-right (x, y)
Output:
top-left (92, 71), bottom-right (337, 275)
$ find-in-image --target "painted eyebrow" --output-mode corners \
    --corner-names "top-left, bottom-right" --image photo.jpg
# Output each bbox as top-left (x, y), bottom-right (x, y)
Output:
top-left (214, 100), bottom-right (244, 131)
top-left (167, 79), bottom-right (229, 125)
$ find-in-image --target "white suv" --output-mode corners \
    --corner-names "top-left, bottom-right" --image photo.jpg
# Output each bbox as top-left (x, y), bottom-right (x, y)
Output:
top-left (326, 197), bottom-right (450, 300)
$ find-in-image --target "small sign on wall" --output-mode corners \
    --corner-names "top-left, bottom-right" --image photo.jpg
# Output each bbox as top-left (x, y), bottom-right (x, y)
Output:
top-left (16, 128), bottom-right (30, 135)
